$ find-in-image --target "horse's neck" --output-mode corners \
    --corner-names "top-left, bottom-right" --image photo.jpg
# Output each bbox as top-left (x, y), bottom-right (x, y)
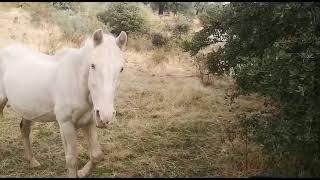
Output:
top-left (65, 46), bottom-right (92, 107)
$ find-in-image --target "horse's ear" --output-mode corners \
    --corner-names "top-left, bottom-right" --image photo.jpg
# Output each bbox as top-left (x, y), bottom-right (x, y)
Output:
top-left (116, 31), bottom-right (127, 50)
top-left (93, 29), bottom-right (103, 47)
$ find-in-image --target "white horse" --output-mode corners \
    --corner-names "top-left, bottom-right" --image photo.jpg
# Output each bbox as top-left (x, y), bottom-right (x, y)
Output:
top-left (0, 29), bottom-right (127, 177)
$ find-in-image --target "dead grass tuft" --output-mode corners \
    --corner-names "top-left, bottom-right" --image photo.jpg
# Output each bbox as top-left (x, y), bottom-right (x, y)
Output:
top-left (127, 34), bottom-right (153, 52)
top-left (149, 48), bottom-right (169, 66)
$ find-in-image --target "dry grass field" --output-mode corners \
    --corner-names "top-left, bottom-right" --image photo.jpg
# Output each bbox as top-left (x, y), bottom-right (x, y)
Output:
top-left (0, 3), bottom-right (271, 177)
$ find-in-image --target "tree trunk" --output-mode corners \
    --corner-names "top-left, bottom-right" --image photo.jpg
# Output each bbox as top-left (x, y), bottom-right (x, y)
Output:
top-left (173, 10), bottom-right (177, 16)
top-left (159, 3), bottom-right (164, 15)
top-left (194, 2), bottom-right (200, 15)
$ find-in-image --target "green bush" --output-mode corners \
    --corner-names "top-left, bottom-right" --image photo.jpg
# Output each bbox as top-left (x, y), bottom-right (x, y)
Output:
top-left (16, 2), bottom-right (30, 8)
top-left (48, 2), bottom-right (75, 11)
top-left (151, 33), bottom-right (168, 47)
top-left (183, 3), bottom-right (226, 56)
top-left (97, 2), bottom-right (147, 35)
top-left (172, 15), bottom-right (191, 38)
top-left (206, 47), bottom-right (227, 76)
top-left (185, 2), bottom-right (320, 177)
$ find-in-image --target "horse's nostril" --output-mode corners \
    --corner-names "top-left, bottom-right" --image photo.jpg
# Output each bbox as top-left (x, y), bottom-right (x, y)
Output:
top-left (96, 110), bottom-right (100, 118)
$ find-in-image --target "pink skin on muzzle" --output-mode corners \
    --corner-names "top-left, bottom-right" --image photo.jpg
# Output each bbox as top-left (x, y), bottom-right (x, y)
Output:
top-left (94, 108), bottom-right (116, 128)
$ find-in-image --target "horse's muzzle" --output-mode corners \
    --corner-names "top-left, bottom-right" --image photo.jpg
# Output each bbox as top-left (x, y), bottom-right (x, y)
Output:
top-left (96, 118), bottom-right (112, 128)
top-left (95, 110), bottom-right (117, 129)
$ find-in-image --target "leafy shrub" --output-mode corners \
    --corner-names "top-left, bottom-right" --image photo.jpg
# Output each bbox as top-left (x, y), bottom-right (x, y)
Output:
top-left (192, 47), bottom-right (226, 85)
top-left (183, 3), bottom-right (226, 56)
top-left (172, 15), bottom-right (191, 38)
top-left (206, 47), bottom-right (227, 76)
top-left (173, 21), bottom-right (190, 38)
top-left (53, 10), bottom-right (108, 45)
top-left (181, 34), bottom-right (193, 52)
top-left (193, 52), bottom-right (208, 83)
top-left (97, 2), bottom-right (147, 35)
top-left (16, 2), bottom-right (30, 8)
top-left (48, 2), bottom-right (75, 11)
top-left (151, 33), bottom-right (168, 47)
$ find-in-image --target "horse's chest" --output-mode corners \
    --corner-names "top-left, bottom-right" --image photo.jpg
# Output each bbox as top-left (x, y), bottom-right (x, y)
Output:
top-left (74, 108), bottom-right (94, 128)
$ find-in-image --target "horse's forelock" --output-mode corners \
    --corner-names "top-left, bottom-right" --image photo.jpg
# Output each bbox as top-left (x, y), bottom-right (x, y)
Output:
top-left (80, 33), bottom-right (123, 65)
top-left (81, 33), bottom-right (117, 49)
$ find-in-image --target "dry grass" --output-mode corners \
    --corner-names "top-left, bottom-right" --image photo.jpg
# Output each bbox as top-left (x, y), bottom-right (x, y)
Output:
top-left (126, 34), bottom-right (153, 52)
top-left (0, 64), bottom-right (270, 177)
top-left (0, 4), bottom-right (271, 178)
top-left (0, 4), bottom-right (65, 55)
top-left (149, 48), bottom-right (169, 66)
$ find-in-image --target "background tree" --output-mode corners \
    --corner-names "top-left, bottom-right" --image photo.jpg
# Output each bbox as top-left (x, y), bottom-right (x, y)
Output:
top-left (194, 2), bottom-right (209, 15)
top-left (167, 2), bottom-right (194, 16)
top-left (146, 2), bottom-right (194, 16)
top-left (97, 2), bottom-right (147, 35)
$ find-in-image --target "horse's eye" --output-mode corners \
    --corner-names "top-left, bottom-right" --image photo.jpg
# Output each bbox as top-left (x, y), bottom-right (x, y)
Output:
top-left (120, 67), bottom-right (124, 72)
top-left (91, 64), bottom-right (95, 69)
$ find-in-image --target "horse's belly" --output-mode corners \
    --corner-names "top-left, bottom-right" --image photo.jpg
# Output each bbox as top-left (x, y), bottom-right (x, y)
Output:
top-left (29, 112), bottom-right (56, 122)
top-left (3, 60), bottom-right (56, 120)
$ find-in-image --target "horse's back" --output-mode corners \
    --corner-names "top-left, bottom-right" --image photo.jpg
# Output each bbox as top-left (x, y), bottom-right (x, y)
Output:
top-left (0, 43), bottom-right (58, 120)
top-left (2, 43), bottom-right (54, 62)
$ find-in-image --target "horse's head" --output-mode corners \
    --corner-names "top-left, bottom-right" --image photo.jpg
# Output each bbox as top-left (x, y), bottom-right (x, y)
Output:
top-left (87, 29), bottom-right (127, 128)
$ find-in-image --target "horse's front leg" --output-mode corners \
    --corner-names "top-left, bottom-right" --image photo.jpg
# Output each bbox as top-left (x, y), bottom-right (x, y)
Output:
top-left (78, 121), bottom-right (103, 178)
top-left (59, 120), bottom-right (78, 178)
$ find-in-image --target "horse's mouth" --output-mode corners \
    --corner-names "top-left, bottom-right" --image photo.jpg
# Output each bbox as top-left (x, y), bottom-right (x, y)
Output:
top-left (96, 123), bottom-right (112, 129)
top-left (95, 116), bottom-right (116, 129)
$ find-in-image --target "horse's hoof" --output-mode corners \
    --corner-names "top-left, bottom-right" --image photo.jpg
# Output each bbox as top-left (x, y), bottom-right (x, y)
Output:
top-left (30, 159), bottom-right (41, 168)
top-left (77, 169), bottom-right (87, 178)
